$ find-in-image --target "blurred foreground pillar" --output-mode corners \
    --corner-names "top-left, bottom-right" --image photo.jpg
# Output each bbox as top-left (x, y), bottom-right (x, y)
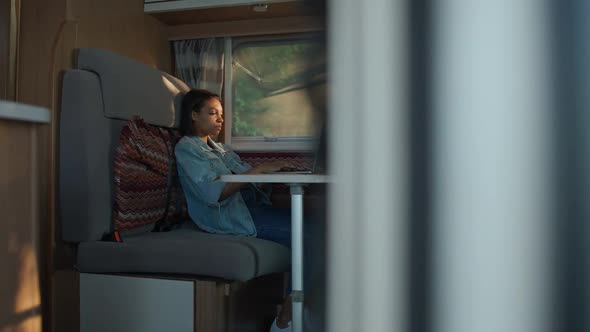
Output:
top-left (327, 0), bottom-right (409, 332)
top-left (431, 1), bottom-right (554, 332)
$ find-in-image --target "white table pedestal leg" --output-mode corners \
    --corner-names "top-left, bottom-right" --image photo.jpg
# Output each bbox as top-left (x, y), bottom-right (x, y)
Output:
top-left (290, 184), bottom-right (304, 332)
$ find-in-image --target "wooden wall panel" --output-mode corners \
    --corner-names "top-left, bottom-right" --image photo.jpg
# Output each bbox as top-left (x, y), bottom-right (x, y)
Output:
top-left (66, 0), bottom-right (171, 71)
top-left (0, 0), bottom-right (10, 99)
top-left (0, 0), bottom-right (19, 101)
top-left (16, 2), bottom-right (68, 332)
top-left (0, 121), bottom-right (42, 332)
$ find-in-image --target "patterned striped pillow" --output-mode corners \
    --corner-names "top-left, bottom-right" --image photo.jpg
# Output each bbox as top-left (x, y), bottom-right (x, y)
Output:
top-left (112, 117), bottom-right (186, 232)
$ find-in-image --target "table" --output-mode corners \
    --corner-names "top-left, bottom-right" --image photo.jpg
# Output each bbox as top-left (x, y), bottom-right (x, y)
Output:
top-left (219, 174), bottom-right (330, 332)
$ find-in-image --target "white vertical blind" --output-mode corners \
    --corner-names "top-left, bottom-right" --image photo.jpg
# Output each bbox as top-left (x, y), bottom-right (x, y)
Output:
top-left (327, 0), bottom-right (409, 331)
top-left (431, 1), bottom-right (553, 332)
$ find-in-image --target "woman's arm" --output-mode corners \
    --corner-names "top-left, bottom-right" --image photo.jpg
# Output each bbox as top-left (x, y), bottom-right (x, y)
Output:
top-left (218, 161), bottom-right (290, 201)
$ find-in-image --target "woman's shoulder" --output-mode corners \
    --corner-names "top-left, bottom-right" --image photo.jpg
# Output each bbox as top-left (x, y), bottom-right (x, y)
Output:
top-left (175, 136), bottom-right (204, 156)
top-left (175, 136), bottom-right (191, 148)
top-left (176, 136), bottom-right (206, 150)
top-left (175, 136), bottom-right (218, 162)
top-left (174, 136), bottom-right (190, 153)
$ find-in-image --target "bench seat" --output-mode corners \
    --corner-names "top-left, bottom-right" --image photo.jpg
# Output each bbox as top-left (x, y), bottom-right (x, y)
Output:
top-left (77, 225), bottom-right (290, 281)
top-left (59, 48), bottom-right (290, 282)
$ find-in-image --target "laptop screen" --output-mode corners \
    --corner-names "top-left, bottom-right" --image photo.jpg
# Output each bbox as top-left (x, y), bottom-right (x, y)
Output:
top-left (272, 124), bottom-right (327, 174)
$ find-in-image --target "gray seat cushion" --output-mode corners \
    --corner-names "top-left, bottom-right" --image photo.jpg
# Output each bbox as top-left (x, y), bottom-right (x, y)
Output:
top-left (76, 225), bottom-right (290, 282)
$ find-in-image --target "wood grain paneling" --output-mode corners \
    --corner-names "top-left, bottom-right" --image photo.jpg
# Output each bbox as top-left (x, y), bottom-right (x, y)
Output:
top-left (168, 15), bottom-right (324, 40)
top-left (193, 275), bottom-right (285, 332)
top-left (0, 120), bottom-right (42, 332)
top-left (51, 270), bottom-right (79, 332)
top-left (0, 0), bottom-right (10, 99)
top-left (17, 3), bottom-right (67, 332)
top-left (194, 280), bottom-right (228, 332)
top-left (66, 0), bottom-right (172, 71)
top-left (0, 0), bottom-right (19, 101)
top-left (226, 274), bottom-right (284, 332)
top-left (152, 1), bottom-right (319, 26)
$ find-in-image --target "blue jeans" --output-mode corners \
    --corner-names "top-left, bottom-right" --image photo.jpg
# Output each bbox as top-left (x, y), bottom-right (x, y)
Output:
top-left (243, 187), bottom-right (324, 297)
top-left (241, 186), bottom-right (292, 248)
top-left (248, 203), bottom-right (292, 248)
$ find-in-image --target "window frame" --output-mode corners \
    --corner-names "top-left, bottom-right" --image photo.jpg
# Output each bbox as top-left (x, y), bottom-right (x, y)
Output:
top-left (223, 34), bottom-right (323, 152)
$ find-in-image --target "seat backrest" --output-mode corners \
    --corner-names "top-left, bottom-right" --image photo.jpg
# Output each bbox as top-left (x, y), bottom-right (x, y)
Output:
top-left (59, 48), bottom-right (189, 243)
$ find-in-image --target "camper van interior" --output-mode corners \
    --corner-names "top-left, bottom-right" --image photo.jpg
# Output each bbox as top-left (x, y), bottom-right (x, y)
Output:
top-left (2, 1), bottom-right (327, 331)
top-left (3, 1), bottom-right (590, 332)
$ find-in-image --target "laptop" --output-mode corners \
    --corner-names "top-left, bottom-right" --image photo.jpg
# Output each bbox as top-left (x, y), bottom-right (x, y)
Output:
top-left (271, 126), bottom-right (327, 175)
top-left (273, 165), bottom-right (314, 174)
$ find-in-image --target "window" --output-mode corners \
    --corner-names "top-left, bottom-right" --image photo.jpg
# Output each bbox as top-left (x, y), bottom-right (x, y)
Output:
top-left (224, 35), bottom-right (326, 151)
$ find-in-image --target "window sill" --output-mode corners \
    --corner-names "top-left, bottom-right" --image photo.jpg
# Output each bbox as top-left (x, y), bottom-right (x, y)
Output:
top-left (229, 140), bottom-right (315, 152)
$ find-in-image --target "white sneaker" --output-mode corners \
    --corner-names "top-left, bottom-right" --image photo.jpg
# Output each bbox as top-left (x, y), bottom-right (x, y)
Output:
top-left (269, 317), bottom-right (292, 332)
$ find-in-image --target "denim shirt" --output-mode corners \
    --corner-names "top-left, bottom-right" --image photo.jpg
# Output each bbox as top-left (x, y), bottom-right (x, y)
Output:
top-left (175, 136), bottom-right (257, 236)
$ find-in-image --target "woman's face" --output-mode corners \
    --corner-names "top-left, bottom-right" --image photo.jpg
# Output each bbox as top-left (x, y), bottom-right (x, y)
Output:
top-left (192, 98), bottom-right (224, 138)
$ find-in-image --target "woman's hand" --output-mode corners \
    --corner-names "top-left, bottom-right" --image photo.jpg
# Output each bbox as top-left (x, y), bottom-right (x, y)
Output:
top-left (252, 161), bottom-right (292, 174)
top-left (219, 161), bottom-right (294, 201)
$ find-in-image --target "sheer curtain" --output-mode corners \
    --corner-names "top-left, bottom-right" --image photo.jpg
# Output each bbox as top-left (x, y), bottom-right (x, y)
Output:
top-left (173, 38), bottom-right (225, 94)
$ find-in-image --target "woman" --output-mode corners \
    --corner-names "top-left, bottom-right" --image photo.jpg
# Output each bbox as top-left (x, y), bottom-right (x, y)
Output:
top-left (175, 89), bottom-right (293, 331)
